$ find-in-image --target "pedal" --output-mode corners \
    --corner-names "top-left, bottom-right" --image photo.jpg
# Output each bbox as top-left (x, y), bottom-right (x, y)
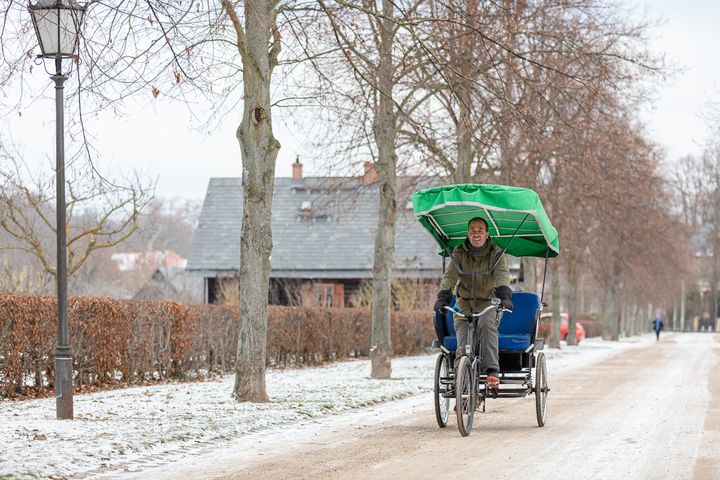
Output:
top-left (476, 395), bottom-right (486, 412)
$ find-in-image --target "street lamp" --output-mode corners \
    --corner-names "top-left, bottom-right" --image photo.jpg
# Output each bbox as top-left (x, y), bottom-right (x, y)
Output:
top-left (28, 0), bottom-right (86, 420)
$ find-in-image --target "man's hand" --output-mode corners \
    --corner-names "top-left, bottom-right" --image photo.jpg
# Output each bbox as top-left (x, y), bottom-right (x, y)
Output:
top-left (495, 285), bottom-right (513, 311)
top-left (434, 289), bottom-right (452, 314)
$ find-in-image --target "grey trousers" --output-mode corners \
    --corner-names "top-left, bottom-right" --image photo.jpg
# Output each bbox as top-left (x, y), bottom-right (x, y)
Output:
top-left (454, 310), bottom-right (502, 373)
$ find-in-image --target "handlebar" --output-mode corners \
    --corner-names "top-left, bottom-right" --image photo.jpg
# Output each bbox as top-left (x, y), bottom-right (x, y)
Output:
top-left (443, 297), bottom-right (512, 318)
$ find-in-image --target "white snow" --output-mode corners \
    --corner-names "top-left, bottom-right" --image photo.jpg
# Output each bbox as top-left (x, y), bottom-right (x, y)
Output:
top-left (0, 336), bottom-right (651, 479)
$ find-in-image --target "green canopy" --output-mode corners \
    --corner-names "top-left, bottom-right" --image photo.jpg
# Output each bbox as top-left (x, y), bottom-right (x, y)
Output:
top-left (411, 184), bottom-right (559, 258)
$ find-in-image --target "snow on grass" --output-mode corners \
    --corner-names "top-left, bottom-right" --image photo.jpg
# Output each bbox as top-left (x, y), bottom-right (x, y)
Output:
top-left (0, 335), bottom-right (653, 479)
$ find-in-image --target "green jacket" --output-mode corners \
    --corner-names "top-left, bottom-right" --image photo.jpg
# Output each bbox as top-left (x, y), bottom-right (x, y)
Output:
top-left (439, 239), bottom-right (511, 313)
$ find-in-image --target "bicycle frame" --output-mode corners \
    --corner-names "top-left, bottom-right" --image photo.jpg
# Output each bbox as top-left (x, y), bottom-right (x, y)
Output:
top-left (447, 300), bottom-right (508, 403)
top-left (447, 300), bottom-right (506, 362)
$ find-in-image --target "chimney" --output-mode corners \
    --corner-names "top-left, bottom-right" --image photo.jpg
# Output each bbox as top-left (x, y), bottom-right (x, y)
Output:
top-left (292, 155), bottom-right (303, 180)
top-left (363, 161), bottom-right (378, 186)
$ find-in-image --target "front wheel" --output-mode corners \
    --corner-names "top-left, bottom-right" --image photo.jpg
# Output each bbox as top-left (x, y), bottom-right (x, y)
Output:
top-left (535, 352), bottom-right (548, 427)
top-left (434, 353), bottom-right (451, 428)
top-left (455, 356), bottom-right (475, 437)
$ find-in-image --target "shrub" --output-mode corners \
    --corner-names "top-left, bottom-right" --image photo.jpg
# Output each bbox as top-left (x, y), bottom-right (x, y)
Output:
top-left (0, 294), bottom-right (434, 398)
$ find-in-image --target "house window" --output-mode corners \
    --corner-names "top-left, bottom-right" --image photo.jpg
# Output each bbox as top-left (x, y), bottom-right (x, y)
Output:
top-left (315, 283), bottom-right (335, 307)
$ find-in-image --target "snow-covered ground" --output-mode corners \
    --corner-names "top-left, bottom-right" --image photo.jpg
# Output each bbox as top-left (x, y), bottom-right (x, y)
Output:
top-left (0, 336), bottom-right (652, 479)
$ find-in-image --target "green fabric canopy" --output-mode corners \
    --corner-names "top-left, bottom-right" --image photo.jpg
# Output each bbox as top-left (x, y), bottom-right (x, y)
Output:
top-left (411, 184), bottom-right (559, 258)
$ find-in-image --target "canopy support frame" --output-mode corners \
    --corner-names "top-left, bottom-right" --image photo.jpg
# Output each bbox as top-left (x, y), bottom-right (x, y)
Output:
top-left (539, 247), bottom-right (550, 306)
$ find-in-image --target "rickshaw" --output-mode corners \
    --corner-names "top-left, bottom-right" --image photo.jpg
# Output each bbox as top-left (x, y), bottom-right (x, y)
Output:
top-left (411, 184), bottom-right (560, 436)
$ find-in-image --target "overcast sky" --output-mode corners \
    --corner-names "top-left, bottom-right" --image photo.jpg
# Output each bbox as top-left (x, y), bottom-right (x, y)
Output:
top-left (636, 0), bottom-right (720, 163)
top-left (4, 0), bottom-right (719, 202)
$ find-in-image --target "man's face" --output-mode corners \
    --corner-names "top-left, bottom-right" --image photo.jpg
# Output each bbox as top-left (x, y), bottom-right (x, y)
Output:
top-left (468, 220), bottom-right (489, 248)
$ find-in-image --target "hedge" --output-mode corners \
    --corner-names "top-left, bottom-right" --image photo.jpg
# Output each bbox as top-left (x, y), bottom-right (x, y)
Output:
top-left (0, 294), bottom-right (434, 399)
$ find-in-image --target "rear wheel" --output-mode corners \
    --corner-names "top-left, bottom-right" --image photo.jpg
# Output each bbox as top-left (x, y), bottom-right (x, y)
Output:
top-left (434, 353), bottom-right (451, 428)
top-left (535, 352), bottom-right (548, 427)
top-left (455, 356), bottom-right (475, 436)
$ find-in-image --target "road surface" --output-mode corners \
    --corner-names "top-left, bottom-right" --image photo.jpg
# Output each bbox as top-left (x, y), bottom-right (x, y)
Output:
top-left (124, 333), bottom-right (720, 480)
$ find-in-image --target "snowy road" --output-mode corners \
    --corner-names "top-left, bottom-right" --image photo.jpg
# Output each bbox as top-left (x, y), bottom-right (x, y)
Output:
top-left (124, 333), bottom-right (720, 480)
top-left (2, 333), bottom-right (718, 479)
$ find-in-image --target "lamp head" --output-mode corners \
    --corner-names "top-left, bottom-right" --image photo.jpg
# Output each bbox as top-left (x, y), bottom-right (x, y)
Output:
top-left (28, 0), bottom-right (86, 58)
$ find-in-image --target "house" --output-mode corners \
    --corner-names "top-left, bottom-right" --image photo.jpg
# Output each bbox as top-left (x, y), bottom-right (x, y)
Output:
top-left (187, 161), bottom-right (524, 307)
top-left (186, 161), bottom-right (451, 307)
top-left (133, 267), bottom-right (180, 301)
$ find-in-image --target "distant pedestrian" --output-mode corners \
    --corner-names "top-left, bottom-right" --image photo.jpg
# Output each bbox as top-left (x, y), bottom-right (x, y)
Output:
top-left (652, 315), bottom-right (664, 341)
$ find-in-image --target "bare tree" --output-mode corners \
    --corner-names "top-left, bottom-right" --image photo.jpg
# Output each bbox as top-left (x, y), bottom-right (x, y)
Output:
top-left (406, 1), bottom-right (667, 346)
top-left (571, 110), bottom-right (688, 340)
top-left (702, 148), bottom-right (720, 330)
top-left (0, 256), bottom-right (53, 294)
top-left (315, 0), bottom-right (434, 378)
top-left (701, 103), bottom-right (720, 330)
top-left (401, 0), bottom-right (662, 182)
top-left (126, 197), bottom-right (201, 254)
top-left (676, 113), bottom-right (720, 330)
top-left (0, 149), bottom-right (152, 280)
top-left (0, 0), bottom-right (302, 402)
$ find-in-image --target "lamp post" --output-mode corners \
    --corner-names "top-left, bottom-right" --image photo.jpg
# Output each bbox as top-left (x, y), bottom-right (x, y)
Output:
top-left (28, 0), bottom-right (86, 420)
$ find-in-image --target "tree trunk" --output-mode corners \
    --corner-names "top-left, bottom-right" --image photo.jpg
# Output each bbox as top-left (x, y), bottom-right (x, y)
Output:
top-left (565, 262), bottom-right (578, 346)
top-left (632, 303), bottom-right (639, 336)
top-left (370, 0), bottom-right (397, 379)
top-left (680, 279), bottom-right (686, 332)
top-left (455, 89), bottom-right (473, 182)
top-left (523, 257), bottom-right (536, 294)
top-left (710, 236), bottom-right (719, 331)
top-left (603, 293), bottom-right (619, 341)
top-left (231, 0), bottom-right (280, 402)
top-left (602, 265), bottom-right (620, 341)
top-left (549, 265), bottom-right (561, 348)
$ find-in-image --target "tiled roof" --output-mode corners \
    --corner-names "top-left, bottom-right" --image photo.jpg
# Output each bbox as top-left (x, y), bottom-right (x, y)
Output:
top-left (187, 176), bottom-right (445, 278)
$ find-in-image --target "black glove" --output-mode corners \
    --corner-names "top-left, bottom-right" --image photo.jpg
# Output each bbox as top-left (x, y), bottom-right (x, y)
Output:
top-left (434, 289), bottom-right (452, 314)
top-left (495, 285), bottom-right (513, 311)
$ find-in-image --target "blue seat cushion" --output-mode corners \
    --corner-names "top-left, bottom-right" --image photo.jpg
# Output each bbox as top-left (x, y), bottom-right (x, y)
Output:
top-left (498, 292), bottom-right (541, 351)
top-left (434, 296), bottom-right (457, 350)
top-left (443, 335), bottom-right (457, 351)
top-left (498, 333), bottom-right (534, 351)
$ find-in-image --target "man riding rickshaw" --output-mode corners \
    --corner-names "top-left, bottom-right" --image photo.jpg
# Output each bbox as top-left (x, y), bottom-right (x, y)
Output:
top-left (411, 184), bottom-right (559, 436)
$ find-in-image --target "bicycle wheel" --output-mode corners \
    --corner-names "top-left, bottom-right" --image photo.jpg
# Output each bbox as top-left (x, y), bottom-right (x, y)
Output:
top-left (535, 352), bottom-right (548, 427)
top-left (434, 353), bottom-right (451, 428)
top-left (455, 356), bottom-right (475, 436)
